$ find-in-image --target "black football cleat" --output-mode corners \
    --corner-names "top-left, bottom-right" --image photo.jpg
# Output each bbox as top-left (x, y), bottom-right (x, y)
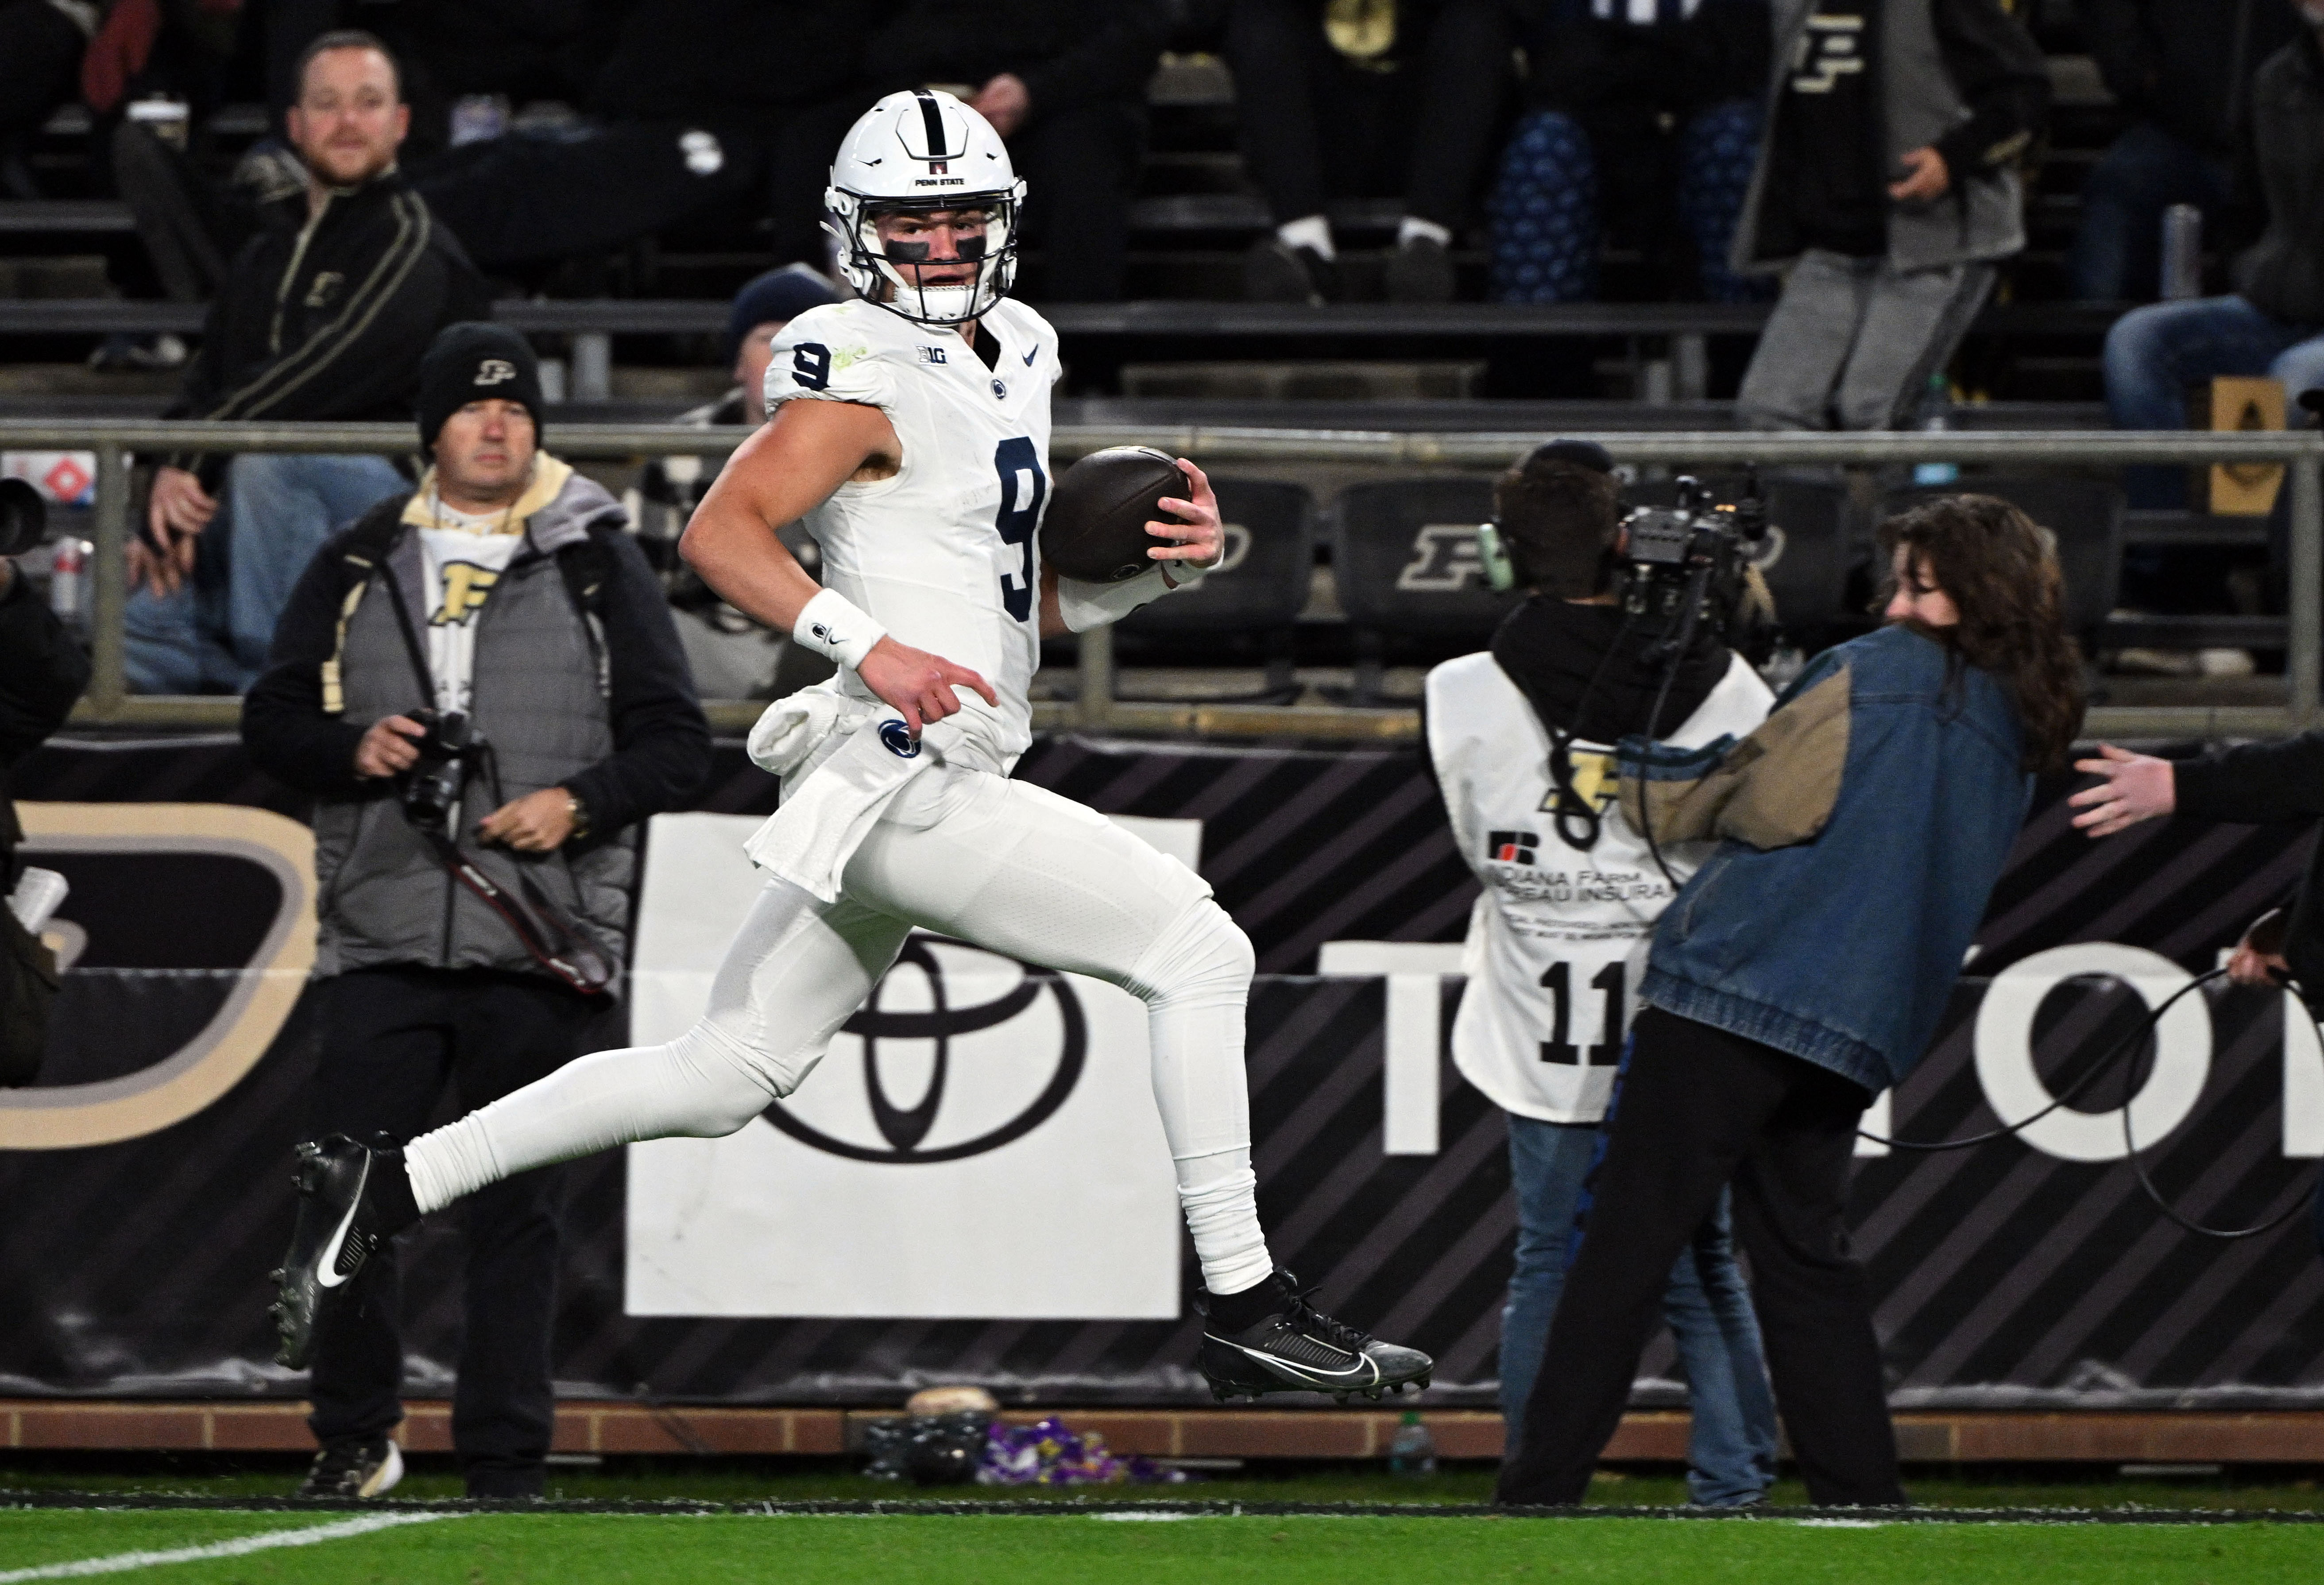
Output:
top-left (270, 1135), bottom-right (415, 1370)
top-left (1195, 1270), bottom-right (1434, 1403)
top-left (295, 1435), bottom-right (403, 1500)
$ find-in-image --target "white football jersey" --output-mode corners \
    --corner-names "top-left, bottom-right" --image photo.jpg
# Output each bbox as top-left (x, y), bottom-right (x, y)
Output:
top-left (1425, 649), bottom-right (1773, 1123)
top-left (765, 295), bottom-right (1062, 772)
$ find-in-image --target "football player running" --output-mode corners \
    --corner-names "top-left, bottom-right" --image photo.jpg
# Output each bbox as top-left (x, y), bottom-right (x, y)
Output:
top-left (270, 90), bottom-right (1432, 1405)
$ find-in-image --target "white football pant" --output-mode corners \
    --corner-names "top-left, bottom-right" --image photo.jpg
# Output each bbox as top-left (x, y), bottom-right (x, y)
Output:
top-left (404, 764), bottom-right (1276, 1295)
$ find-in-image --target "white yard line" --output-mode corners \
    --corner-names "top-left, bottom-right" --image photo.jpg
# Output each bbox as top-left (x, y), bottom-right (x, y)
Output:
top-left (0, 1511), bottom-right (462, 1580)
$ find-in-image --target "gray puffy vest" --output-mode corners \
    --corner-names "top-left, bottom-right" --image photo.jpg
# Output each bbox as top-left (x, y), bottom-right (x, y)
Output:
top-left (1732, 0), bottom-right (2026, 277)
top-left (311, 470), bottom-right (636, 984)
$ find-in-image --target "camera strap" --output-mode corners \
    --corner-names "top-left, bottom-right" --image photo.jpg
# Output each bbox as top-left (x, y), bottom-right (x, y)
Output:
top-left (417, 825), bottom-right (616, 998)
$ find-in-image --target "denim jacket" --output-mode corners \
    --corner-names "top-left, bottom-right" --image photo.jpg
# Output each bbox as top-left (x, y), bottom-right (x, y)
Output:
top-left (1617, 624), bottom-right (2030, 1095)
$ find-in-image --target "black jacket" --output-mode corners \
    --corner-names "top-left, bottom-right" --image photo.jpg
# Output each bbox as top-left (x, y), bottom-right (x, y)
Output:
top-left (0, 570), bottom-right (91, 881)
top-left (590, 0), bottom-right (891, 122)
top-left (2174, 733), bottom-right (2324, 1013)
top-left (869, 0), bottom-right (1168, 119)
top-left (167, 171), bottom-right (489, 485)
top-left (242, 499), bottom-right (710, 841)
top-left (2077, 0), bottom-right (2297, 157)
top-left (1516, 0), bottom-right (1771, 117)
top-left (2221, 31), bottom-right (2324, 325)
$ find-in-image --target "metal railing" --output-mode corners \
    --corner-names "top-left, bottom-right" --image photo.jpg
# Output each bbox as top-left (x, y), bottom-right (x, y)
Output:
top-left (4, 419), bottom-right (2314, 743)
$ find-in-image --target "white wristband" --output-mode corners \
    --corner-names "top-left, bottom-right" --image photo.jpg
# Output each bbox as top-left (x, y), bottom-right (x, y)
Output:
top-left (792, 588), bottom-right (888, 669)
top-left (1057, 562), bottom-right (1207, 634)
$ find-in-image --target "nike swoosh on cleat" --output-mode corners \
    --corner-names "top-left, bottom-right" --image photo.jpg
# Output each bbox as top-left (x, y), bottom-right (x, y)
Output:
top-left (312, 1155), bottom-right (371, 1290)
top-left (1215, 1337), bottom-right (1379, 1383)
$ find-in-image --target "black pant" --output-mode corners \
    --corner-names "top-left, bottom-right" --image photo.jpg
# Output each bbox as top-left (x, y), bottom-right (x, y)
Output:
top-left (412, 98), bottom-right (871, 271)
top-left (1495, 1006), bottom-right (1904, 1507)
top-left (305, 965), bottom-right (595, 1493)
top-left (1012, 101), bottom-right (1145, 302)
top-left (1223, 0), bottom-right (1511, 229)
top-left (0, 0), bottom-right (82, 146)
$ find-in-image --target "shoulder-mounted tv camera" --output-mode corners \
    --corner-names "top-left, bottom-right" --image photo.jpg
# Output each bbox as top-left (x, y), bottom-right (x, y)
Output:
top-left (1617, 469), bottom-right (1772, 660)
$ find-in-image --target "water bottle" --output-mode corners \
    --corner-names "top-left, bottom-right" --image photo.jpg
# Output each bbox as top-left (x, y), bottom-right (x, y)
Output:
top-left (1913, 372), bottom-right (1959, 487)
top-left (1387, 1411), bottom-right (1436, 1476)
top-left (50, 536), bottom-right (86, 625)
top-left (2161, 205), bottom-right (2203, 301)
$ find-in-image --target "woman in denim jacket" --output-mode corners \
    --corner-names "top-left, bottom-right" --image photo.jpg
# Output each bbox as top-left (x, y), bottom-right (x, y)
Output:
top-left (1496, 496), bottom-right (2084, 1508)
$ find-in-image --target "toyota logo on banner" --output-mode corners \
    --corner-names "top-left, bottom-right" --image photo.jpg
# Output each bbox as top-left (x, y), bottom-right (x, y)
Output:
top-left (763, 936), bottom-right (1088, 1163)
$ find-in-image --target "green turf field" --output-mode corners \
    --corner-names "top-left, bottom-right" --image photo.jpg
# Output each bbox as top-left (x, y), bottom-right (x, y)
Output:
top-left (5, 1507), bottom-right (2323, 1585)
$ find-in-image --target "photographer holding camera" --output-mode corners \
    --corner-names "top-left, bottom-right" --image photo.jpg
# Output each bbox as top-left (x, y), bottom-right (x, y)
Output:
top-left (1495, 494), bottom-right (2084, 1508)
top-left (241, 324), bottom-right (712, 1500)
top-left (1426, 441), bottom-right (1780, 1506)
top-left (1, 480), bottom-right (92, 1085)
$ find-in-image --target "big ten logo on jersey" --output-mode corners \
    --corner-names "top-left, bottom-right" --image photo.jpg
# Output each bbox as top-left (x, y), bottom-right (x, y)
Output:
top-left (1791, 9), bottom-right (1866, 94)
top-left (432, 562), bottom-right (498, 626)
top-left (1396, 523), bottom-right (1485, 592)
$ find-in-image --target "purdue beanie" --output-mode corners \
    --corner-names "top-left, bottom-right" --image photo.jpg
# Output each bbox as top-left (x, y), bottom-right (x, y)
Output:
top-left (417, 322), bottom-right (545, 450)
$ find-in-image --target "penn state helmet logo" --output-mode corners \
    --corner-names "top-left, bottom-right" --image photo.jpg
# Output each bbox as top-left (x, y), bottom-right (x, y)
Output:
top-left (879, 719), bottom-right (920, 758)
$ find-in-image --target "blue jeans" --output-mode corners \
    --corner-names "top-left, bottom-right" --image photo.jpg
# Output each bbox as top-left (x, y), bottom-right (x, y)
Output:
top-left (126, 452), bottom-right (406, 693)
top-left (2104, 295), bottom-right (2324, 509)
top-left (2069, 120), bottom-right (2231, 304)
top-left (1500, 1115), bottom-right (1779, 1506)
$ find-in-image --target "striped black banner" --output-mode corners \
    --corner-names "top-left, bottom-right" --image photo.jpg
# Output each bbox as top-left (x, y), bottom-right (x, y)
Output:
top-left (2, 734), bottom-right (2318, 1409)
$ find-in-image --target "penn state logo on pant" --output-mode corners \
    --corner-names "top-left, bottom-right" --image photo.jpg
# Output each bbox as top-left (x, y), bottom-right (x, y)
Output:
top-left (879, 719), bottom-right (921, 758)
top-left (760, 937), bottom-right (1087, 1163)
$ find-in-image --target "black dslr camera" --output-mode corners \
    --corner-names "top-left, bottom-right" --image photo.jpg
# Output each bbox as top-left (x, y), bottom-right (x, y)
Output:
top-left (401, 707), bottom-right (476, 831)
top-left (0, 478), bottom-right (45, 559)
top-left (1616, 471), bottom-right (1771, 657)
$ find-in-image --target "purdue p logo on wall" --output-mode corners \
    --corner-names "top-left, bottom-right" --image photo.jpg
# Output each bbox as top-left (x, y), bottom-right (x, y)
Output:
top-left (1, 803), bottom-right (316, 1151)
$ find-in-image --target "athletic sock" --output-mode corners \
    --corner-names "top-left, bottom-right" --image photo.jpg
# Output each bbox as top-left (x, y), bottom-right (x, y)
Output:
top-left (1276, 214), bottom-right (1336, 261)
top-left (370, 1145), bottom-right (421, 1232)
top-left (1397, 216), bottom-right (1453, 249)
top-left (1205, 1268), bottom-right (1287, 1332)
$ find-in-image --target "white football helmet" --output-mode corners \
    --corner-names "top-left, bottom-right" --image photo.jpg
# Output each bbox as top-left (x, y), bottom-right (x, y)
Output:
top-left (825, 89), bottom-right (1025, 326)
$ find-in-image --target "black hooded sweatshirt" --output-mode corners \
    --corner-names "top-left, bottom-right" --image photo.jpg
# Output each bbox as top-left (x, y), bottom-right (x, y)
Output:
top-left (1487, 597), bottom-right (1731, 748)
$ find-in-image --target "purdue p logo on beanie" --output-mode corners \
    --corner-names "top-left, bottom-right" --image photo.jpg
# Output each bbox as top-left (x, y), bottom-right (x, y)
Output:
top-left (417, 323), bottom-right (545, 449)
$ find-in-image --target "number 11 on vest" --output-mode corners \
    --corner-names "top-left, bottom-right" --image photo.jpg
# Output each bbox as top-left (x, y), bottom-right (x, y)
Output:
top-left (1541, 960), bottom-right (1624, 1066)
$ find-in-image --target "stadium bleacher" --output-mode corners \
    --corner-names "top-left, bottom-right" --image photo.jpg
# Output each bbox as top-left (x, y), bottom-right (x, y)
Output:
top-left (0, 12), bottom-right (2298, 729)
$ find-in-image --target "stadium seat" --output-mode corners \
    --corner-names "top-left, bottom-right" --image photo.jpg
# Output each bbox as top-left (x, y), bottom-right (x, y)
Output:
top-left (1117, 477), bottom-right (1316, 703)
top-left (1330, 477), bottom-right (1514, 705)
top-left (1879, 476), bottom-right (2125, 639)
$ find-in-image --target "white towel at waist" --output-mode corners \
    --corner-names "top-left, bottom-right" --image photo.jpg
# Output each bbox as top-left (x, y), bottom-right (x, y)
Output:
top-left (739, 686), bottom-right (966, 903)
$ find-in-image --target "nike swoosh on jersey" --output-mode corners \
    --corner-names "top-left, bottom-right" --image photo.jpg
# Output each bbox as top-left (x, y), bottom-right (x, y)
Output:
top-left (1022, 346), bottom-right (1037, 365)
top-left (313, 1155), bottom-right (371, 1290)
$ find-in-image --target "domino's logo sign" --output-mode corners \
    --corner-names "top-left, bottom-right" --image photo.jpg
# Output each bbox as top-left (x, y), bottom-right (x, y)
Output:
top-left (880, 720), bottom-right (920, 758)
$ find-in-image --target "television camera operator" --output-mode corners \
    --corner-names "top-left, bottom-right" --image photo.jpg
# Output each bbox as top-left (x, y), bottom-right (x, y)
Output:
top-left (1494, 494), bottom-right (2085, 1508)
top-left (1424, 440), bottom-right (1781, 1506)
top-left (1, 480), bottom-right (92, 1086)
top-left (241, 325), bottom-right (712, 1500)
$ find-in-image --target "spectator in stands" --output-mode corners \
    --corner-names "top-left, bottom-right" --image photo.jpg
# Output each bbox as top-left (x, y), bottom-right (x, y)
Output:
top-left (2069, 0), bottom-right (2297, 304)
top-left (241, 322), bottom-right (711, 1501)
top-left (123, 31), bottom-right (488, 696)
top-left (864, 0), bottom-right (1168, 301)
top-left (406, 0), bottom-right (876, 274)
top-left (1728, 0), bottom-right (2048, 431)
top-left (1225, 0), bottom-right (1515, 303)
top-left (0, 1), bottom-right (88, 177)
top-left (2104, 3), bottom-right (2324, 509)
top-left (638, 263), bottom-right (841, 697)
top-left (1490, 0), bottom-right (1771, 305)
top-left (1425, 441), bottom-right (1780, 1506)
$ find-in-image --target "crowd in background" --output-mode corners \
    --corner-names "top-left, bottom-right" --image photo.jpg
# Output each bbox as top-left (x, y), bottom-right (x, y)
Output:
top-left (2, 0), bottom-right (2322, 694)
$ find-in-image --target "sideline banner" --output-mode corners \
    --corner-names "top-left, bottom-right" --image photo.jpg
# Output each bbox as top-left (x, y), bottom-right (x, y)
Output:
top-left (0, 732), bottom-right (2319, 1408)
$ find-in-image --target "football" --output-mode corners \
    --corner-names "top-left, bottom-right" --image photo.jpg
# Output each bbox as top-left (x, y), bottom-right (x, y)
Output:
top-left (1040, 445), bottom-right (1190, 584)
